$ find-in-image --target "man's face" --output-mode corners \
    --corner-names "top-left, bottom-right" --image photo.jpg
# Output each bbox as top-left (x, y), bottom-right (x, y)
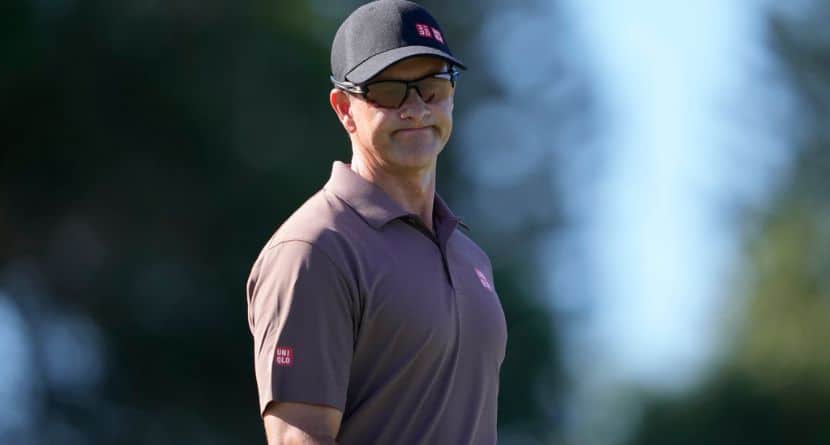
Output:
top-left (333, 56), bottom-right (454, 174)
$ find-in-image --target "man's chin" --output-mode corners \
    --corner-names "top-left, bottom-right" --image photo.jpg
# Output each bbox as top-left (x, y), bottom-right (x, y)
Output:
top-left (388, 144), bottom-right (443, 168)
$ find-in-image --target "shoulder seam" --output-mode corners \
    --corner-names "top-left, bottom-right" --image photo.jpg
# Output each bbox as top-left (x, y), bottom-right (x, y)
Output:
top-left (265, 239), bottom-right (352, 291)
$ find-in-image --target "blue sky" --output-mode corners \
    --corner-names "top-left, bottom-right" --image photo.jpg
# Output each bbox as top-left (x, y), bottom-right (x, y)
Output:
top-left (458, 0), bottom-right (796, 402)
top-left (550, 0), bottom-right (784, 387)
top-left (517, 1), bottom-right (800, 442)
top-left (555, 0), bottom-right (797, 392)
top-left (561, 0), bottom-right (755, 388)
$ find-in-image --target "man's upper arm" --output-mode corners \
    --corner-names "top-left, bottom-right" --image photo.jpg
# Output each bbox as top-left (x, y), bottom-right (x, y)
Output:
top-left (247, 240), bottom-right (356, 417)
top-left (263, 401), bottom-right (342, 445)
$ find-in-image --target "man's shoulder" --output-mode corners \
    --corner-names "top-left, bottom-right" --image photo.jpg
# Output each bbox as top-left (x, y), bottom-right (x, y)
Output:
top-left (263, 188), bottom-right (360, 252)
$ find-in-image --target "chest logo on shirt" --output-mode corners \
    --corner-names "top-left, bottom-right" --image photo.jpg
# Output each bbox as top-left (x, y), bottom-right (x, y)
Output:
top-left (274, 346), bottom-right (293, 367)
top-left (474, 267), bottom-right (494, 292)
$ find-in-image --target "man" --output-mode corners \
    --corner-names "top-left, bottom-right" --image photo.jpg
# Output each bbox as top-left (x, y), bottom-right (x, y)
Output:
top-left (246, 1), bottom-right (507, 443)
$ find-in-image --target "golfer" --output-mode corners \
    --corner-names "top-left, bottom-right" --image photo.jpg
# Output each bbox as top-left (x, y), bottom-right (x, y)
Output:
top-left (246, 1), bottom-right (507, 443)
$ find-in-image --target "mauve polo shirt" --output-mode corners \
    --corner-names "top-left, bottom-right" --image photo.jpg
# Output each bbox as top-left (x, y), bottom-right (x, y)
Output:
top-left (246, 161), bottom-right (507, 444)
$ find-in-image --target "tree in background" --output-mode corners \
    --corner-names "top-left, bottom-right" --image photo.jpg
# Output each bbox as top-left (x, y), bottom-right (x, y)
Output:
top-left (624, 2), bottom-right (830, 444)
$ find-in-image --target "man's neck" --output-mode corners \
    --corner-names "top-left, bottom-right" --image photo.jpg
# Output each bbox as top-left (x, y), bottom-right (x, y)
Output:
top-left (350, 156), bottom-right (436, 232)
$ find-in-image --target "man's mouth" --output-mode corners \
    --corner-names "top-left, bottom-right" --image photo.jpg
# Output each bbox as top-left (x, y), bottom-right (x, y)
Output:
top-left (395, 126), bottom-right (433, 135)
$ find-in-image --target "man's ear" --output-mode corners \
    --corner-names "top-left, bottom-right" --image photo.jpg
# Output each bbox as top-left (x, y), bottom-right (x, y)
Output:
top-left (330, 88), bottom-right (356, 133)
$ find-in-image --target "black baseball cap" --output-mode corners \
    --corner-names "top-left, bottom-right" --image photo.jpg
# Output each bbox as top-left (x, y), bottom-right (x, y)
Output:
top-left (331, 0), bottom-right (467, 84)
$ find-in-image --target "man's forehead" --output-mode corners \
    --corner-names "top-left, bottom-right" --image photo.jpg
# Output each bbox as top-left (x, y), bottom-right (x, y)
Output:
top-left (372, 56), bottom-right (448, 81)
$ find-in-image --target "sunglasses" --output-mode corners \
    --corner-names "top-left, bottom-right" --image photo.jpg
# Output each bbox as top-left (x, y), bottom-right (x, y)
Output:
top-left (331, 69), bottom-right (459, 109)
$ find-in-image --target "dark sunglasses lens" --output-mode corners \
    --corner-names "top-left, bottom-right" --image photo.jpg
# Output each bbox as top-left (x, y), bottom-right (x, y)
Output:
top-left (415, 77), bottom-right (453, 103)
top-left (365, 82), bottom-right (408, 108)
top-left (365, 76), bottom-right (455, 108)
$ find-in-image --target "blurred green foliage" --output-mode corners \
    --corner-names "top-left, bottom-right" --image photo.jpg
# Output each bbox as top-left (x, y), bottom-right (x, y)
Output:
top-left (625, 2), bottom-right (830, 444)
top-left (1, 1), bottom-right (566, 443)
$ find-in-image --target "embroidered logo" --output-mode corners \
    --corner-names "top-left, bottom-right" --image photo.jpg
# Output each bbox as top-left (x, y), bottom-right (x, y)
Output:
top-left (474, 268), bottom-right (493, 292)
top-left (415, 23), bottom-right (432, 38)
top-left (415, 24), bottom-right (445, 44)
top-left (274, 346), bottom-right (293, 367)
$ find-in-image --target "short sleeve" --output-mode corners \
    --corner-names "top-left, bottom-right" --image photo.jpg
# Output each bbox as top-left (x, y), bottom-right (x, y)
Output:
top-left (246, 240), bottom-right (356, 415)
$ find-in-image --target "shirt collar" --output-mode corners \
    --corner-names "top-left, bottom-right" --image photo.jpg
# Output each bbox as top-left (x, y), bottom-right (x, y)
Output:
top-left (323, 161), bottom-right (465, 231)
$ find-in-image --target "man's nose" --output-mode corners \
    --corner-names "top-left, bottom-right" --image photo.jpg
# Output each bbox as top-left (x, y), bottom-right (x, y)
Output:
top-left (399, 86), bottom-right (429, 120)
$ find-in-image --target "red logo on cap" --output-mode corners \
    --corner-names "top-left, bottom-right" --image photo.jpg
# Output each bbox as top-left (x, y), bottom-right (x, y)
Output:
top-left (274, 346), bottom-right (293, 367)
top-left (416, 23), bottom-right (433, 39)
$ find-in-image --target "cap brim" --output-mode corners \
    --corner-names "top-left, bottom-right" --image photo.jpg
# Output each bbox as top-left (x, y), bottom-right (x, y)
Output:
top-left (345, 45), bottom-right (467, 84)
